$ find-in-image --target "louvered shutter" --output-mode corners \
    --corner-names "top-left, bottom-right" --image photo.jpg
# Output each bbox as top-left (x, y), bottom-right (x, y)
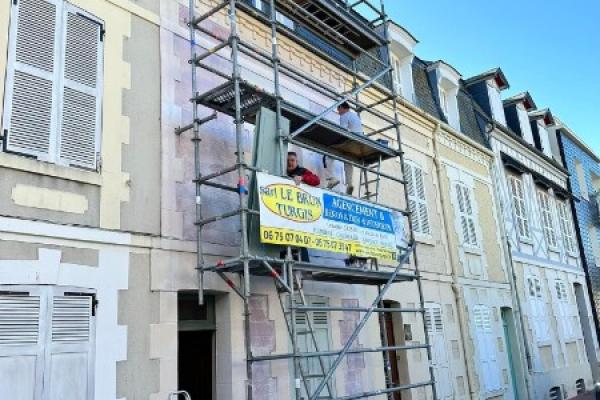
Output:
top-left (3, 0), bottom-right (60, 160)
top-left (58, 5), bottom-right (103, 169)
top-left (0, 289), bottom-right (46, 400)
top-left (406, 162), bottom-right (430, 235)
top-left (414, 166), bottom-right (431, 235)
top-left (43, 290), bottom-right (94, 400)
top-left (405, 163), bottom-right (418, 231)
top-left (473, 305), bottom-right (502, 393)
top-left (538, 191), bottom-right (558, 249)
top-left (294, 296), bottom-right (332, 398)
top-left (509, 176), bottom-right (530, 239)
top-left (455, 183), bottom-right (478, 247)
top-left (425, 304), bottom-right (452, 399)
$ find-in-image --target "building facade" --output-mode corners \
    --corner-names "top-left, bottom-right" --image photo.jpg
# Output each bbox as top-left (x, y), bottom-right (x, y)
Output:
top-left (554, 122), bottom-right (600, 381)
top-left (481, 83), bottom-right (599, 398)
top-left (386, 24), bottom-right (526, 399)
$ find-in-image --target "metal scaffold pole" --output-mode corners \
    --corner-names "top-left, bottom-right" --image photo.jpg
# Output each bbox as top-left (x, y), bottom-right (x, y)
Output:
top-left (226, 1), bottom-right (254, 398)
top-left (379, 0), bottom-right (438, 398)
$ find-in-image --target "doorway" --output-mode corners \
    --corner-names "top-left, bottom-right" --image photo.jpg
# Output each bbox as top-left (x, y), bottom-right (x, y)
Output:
top-left (178, 292), bottom-right (216, 400)
top-left (574, 283), bottom-right (600, 381)
top-left (501, 307), bottom-right (526, 400)
top-left (383, 300), bottom-right (409, 400)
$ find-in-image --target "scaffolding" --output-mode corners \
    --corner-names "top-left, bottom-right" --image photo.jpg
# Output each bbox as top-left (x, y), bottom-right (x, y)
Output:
top-left (176, 0), bottom-right (437, 398)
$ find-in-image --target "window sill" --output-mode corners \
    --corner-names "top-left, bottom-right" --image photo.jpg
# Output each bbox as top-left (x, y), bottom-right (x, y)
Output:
top-left (415, 234), bottom-right (435, 247)
top-left (519, 236), bottom-right (534, 245)
top-left (548, 247), bottom-right (561, 255)
top-left (0, 152), bottom-right (101, 186)
top-left (463, 245), bottom-right (482, 256)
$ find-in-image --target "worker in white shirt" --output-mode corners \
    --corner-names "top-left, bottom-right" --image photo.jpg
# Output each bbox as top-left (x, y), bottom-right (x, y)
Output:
top-left (323, 102), bottom-right (363, 195)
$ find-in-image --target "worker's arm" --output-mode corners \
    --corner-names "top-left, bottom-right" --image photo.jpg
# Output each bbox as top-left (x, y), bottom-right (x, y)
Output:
top-left (301, 170), bottom-right (321, 187)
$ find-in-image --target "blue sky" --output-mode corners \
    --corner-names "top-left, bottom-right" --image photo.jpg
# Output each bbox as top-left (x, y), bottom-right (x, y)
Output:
top-left (385, 1), bottom-right (600, 154)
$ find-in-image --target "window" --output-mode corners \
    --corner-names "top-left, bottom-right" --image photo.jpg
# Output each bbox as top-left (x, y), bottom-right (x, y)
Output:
top-left (554, 280), bottom-right (576, 339)
top-left (549, 386), bottom-right (562, 400)
top-left (3, 0), bottom-right (104, 170)
top-left (517, 104), bottom-right (535, 145)
top-left (487, 82), bottom-right (506, 126)
top-left (472, 305), bottom-right (502, 393)
top-left (295, 296), bottom-right (333, 398)
top-left (405, 161), bottom-right (430, 235)
top-left (508, 175), bottom-right (530, 239)
top-left (537, 123), bottom-right (553, 158)
top-left (439, 87), bottom-right (449, 116)
top-left (0, 286), bottom-right (95, 399)
top-left (555, 280), bottom-right (568, 302)
top-left (557, 201), bottom-right (577, 253)
top-left (254, 0), bottom-right (295, 29)
top-left (424, 303), bottom-right (452, 399)
top-left (455, 183), bottom-right (479, 247)
top-left (537, 190), bottom-right (558, 249)
top-left (392, 56), bottom-right (403, 95)
top-left (527, 276), bottom-right (550, 342)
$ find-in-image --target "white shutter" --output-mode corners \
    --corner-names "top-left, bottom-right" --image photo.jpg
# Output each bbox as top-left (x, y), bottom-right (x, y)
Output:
top-left (528, 277), bottom-right (550, 342)
top-left (406, 162), bottom-right (430, 235)
top-left (0, 288), bottom-right (46, 400)
top-left (455, 183), bottom-right (478, 247)
top-left (43, 289), bottom-right (94, 400)
top-left (0, 287), bottom-right (95, 400)
top-left (473, 305), bottom-right (501, 393)
top-left (538, 191), bottom-right (558, 249)
top-left (557, 201), bottom-right (576, 253)
top-left (425, 303), bottom-right (452, 399)
top-left (3, 0), bottom-right (61, 160)
top-left (58, 6), bottom-right (103, 169)
top-left (509, 176), bottom-right (530, 239)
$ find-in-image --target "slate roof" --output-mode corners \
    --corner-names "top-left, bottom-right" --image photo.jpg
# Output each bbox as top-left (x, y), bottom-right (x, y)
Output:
top-left (411, 57), bottom-right (489, 147)
top-left (412, 58), bottom-right (442, 120)
top-left (463, 67), bottom-right (509, 90)
top-left (457, 89), bottom-right (487, 146)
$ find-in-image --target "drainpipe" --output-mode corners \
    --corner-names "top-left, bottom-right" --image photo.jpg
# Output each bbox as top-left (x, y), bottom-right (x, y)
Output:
top-left (431, 123), bottom-right (477, 400)
top-left (485, 122), bottom-right (533, 399)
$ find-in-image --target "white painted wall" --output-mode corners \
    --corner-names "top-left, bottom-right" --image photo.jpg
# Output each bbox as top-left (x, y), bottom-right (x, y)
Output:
top-left (0, 217), bottom-right (129, 400)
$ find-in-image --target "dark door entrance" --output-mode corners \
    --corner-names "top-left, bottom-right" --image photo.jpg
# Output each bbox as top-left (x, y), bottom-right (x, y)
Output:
top-left (178, 293), bottom-right (216, 400)
top-left (178, 330), bottom-right (214, 400)
top-left (383, 301), bottom-right (402, 400)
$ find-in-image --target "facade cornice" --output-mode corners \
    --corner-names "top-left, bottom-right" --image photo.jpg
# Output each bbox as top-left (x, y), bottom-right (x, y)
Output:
top-left (491, 130), bottom-right (568, 188)
top-left (437, 129), bottom-right (491, 167)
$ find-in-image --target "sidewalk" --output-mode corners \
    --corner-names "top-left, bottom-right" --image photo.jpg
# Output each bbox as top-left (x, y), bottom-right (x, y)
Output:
top-left (570, 392), bottom-right (598, 400)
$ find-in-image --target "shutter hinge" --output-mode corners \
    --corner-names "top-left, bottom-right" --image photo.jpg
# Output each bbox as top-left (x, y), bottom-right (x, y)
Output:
top-left (100, 28), bottom-right (105, 42)
top-left (92, 297), bottom-right (99, 316)
top-left (0, 129), bottom-right (6, 141)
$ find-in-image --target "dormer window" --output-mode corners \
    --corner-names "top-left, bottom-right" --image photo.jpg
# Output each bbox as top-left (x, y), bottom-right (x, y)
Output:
top-left (464, 68), bottom-right (509, 127)
top-left (487, 80), bottom-right (507, 126)
top-left (392, 56), bottom-right (403, 94)
top-left (389, 23), bottom-right (417, 103)
top-left (439, 87), bottom-right (449, 116)
top-left (517, 104), bottom-right (535, 145)
top-left (529, 109), bottom-right (555, 159)
top-left (537, 121), bottom-right (553, 158)
top-left (429, 61), bottom-right (461, 131)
